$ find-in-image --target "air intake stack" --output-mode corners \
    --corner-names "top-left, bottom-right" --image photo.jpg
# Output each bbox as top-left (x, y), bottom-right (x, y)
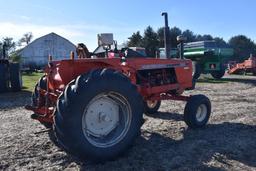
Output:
top-left (161, 12), bottom-right (171, 59)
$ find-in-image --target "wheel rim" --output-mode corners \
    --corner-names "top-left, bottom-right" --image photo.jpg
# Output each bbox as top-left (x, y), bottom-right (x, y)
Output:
top-left (82, 92), bottom-right (132, 148)
top-left (146, 100), bottom-right (158, 109)
top-left (196, 104), bottom-right (207, 122)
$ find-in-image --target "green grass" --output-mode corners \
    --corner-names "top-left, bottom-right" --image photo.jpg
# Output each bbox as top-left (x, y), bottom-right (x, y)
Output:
top-left (22, 72), bottom-right (44, 92)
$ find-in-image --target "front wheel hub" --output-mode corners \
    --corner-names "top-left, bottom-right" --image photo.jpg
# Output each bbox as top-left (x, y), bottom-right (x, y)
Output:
top-left (196, 104), bottom-right (207, 122)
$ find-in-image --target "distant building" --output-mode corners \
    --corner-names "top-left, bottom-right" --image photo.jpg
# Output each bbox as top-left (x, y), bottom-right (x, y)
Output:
top-left (19, 32), bottom-right (76, 69)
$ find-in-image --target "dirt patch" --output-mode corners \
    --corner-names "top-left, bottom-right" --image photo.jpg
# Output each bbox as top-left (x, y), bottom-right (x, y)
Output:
top-left (0, 75), bottom-right (255, 171)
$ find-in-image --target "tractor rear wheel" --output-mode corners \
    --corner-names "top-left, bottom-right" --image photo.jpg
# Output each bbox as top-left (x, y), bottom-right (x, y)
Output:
top-left (144, 100), bottom-right (161, 114)
top-left (54, 69), bottom-right (143, 161)
top-left (9, 63), bottom-right (22, 92)
top-left (184, 95), bottom-right (211, 128)
top-left (211, 69), bottom-right (225, 79)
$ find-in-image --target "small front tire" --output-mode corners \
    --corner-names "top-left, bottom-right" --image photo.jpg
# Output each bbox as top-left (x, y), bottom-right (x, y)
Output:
top-left (184, 95), bottom-right (211, 128)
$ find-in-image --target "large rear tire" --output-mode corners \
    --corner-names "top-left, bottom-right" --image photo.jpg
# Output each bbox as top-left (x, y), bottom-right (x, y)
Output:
top-left (184, 95), bottom-right (211, 129)
top-left (9, 63), bottom-right (22, 92)
top-left (54, 69), bottom-right (143, 161)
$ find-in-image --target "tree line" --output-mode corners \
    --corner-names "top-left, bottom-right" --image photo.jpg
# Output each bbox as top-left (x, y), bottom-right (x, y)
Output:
top-left (0, 32), bottom-right (33, 61)
top-left (127, 26), bottom-right (256, 62)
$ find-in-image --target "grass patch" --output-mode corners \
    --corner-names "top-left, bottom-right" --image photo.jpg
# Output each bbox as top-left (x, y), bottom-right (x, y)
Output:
top-left (22, 72), bottom-right (44, 92)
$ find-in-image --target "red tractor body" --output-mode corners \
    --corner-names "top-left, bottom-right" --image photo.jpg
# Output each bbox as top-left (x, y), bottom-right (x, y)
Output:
top-left (28, 57), bottom-right (193, 124)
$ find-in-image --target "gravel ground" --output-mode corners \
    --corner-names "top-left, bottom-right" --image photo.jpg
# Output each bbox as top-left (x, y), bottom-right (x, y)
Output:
top-left (0, 75), bottom-right (255, 171)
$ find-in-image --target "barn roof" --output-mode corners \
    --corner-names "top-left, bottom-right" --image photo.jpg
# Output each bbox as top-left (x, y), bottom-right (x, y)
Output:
top-left (19, 32), bottom-right (76, 54)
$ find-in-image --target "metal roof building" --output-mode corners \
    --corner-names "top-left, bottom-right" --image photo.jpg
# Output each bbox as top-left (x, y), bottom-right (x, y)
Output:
top-left (19, 32), bottom-right (76, 69)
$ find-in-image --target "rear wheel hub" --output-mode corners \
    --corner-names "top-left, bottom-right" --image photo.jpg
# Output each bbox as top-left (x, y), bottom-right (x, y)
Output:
top-left (82, 92), bottom-right (132, 148)
top-left (85, 97), bottom-right (119, 137)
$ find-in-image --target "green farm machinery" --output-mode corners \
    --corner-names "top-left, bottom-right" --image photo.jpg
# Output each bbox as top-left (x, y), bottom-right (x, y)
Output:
top-left (183, 41), bottom-right (234, 79)
top-left (159, 40), bottom-right (234, 79)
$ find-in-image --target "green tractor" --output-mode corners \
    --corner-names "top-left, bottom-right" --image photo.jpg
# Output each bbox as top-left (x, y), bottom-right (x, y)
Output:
top-left (159, 40), bottom-right (234, 79)
top-left (0, 43), bottom-right (22, 93)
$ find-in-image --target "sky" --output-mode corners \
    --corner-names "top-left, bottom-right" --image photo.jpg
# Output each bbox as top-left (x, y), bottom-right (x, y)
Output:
top-left (0, 0), bottom-right (255, 51)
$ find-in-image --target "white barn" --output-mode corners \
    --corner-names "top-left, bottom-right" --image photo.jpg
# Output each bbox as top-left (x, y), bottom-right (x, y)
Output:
top-left (19, 32), bottom-right (76, 69)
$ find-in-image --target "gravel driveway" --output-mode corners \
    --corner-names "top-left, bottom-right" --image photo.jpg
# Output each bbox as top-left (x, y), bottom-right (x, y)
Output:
top-left (0, 75), bottom-right (255, 171)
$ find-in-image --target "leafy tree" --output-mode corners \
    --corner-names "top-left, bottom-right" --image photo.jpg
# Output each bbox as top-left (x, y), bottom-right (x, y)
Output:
top-left (182, 29), bottom-right (196, 42)
top-left (228, 35), bottom-right (256, 61)
top-left (157, 26), bottom-right (182, 48)
top-left (1, 37), bottom-right (16, 55)
top-left (214, 37), bottom-right (228, 47)
top-left (170, 27), bottom-right (182, 47)
top-left (142, 26), bottom-right (159, 57)
top-left (196, 34), bottom-right (213, 41)
top-left (127, 31), bottom-right (143, 47)
top-left (157, 27), bottom-right (165, 47)
top-left (18, 32), bottom-right (33, 46)
top-left (10, 52), bottom-right (22, 62)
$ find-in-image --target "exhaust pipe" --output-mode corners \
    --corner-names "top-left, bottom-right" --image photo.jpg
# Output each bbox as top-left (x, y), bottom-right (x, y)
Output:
top-left (162, 12), bottom-right (171, 59)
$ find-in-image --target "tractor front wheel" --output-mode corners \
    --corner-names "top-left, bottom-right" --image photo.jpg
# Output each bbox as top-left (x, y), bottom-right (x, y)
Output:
top-left (184, 95), bottom-right (211, 128)
top-left (144, 100), bottom-right (161, 114)
top-left (54, 69), bottom-right (143, 161)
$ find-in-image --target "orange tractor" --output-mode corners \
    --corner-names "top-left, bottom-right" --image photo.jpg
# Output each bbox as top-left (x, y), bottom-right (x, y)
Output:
top-left (26, 13), bottom-right (211, 161)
